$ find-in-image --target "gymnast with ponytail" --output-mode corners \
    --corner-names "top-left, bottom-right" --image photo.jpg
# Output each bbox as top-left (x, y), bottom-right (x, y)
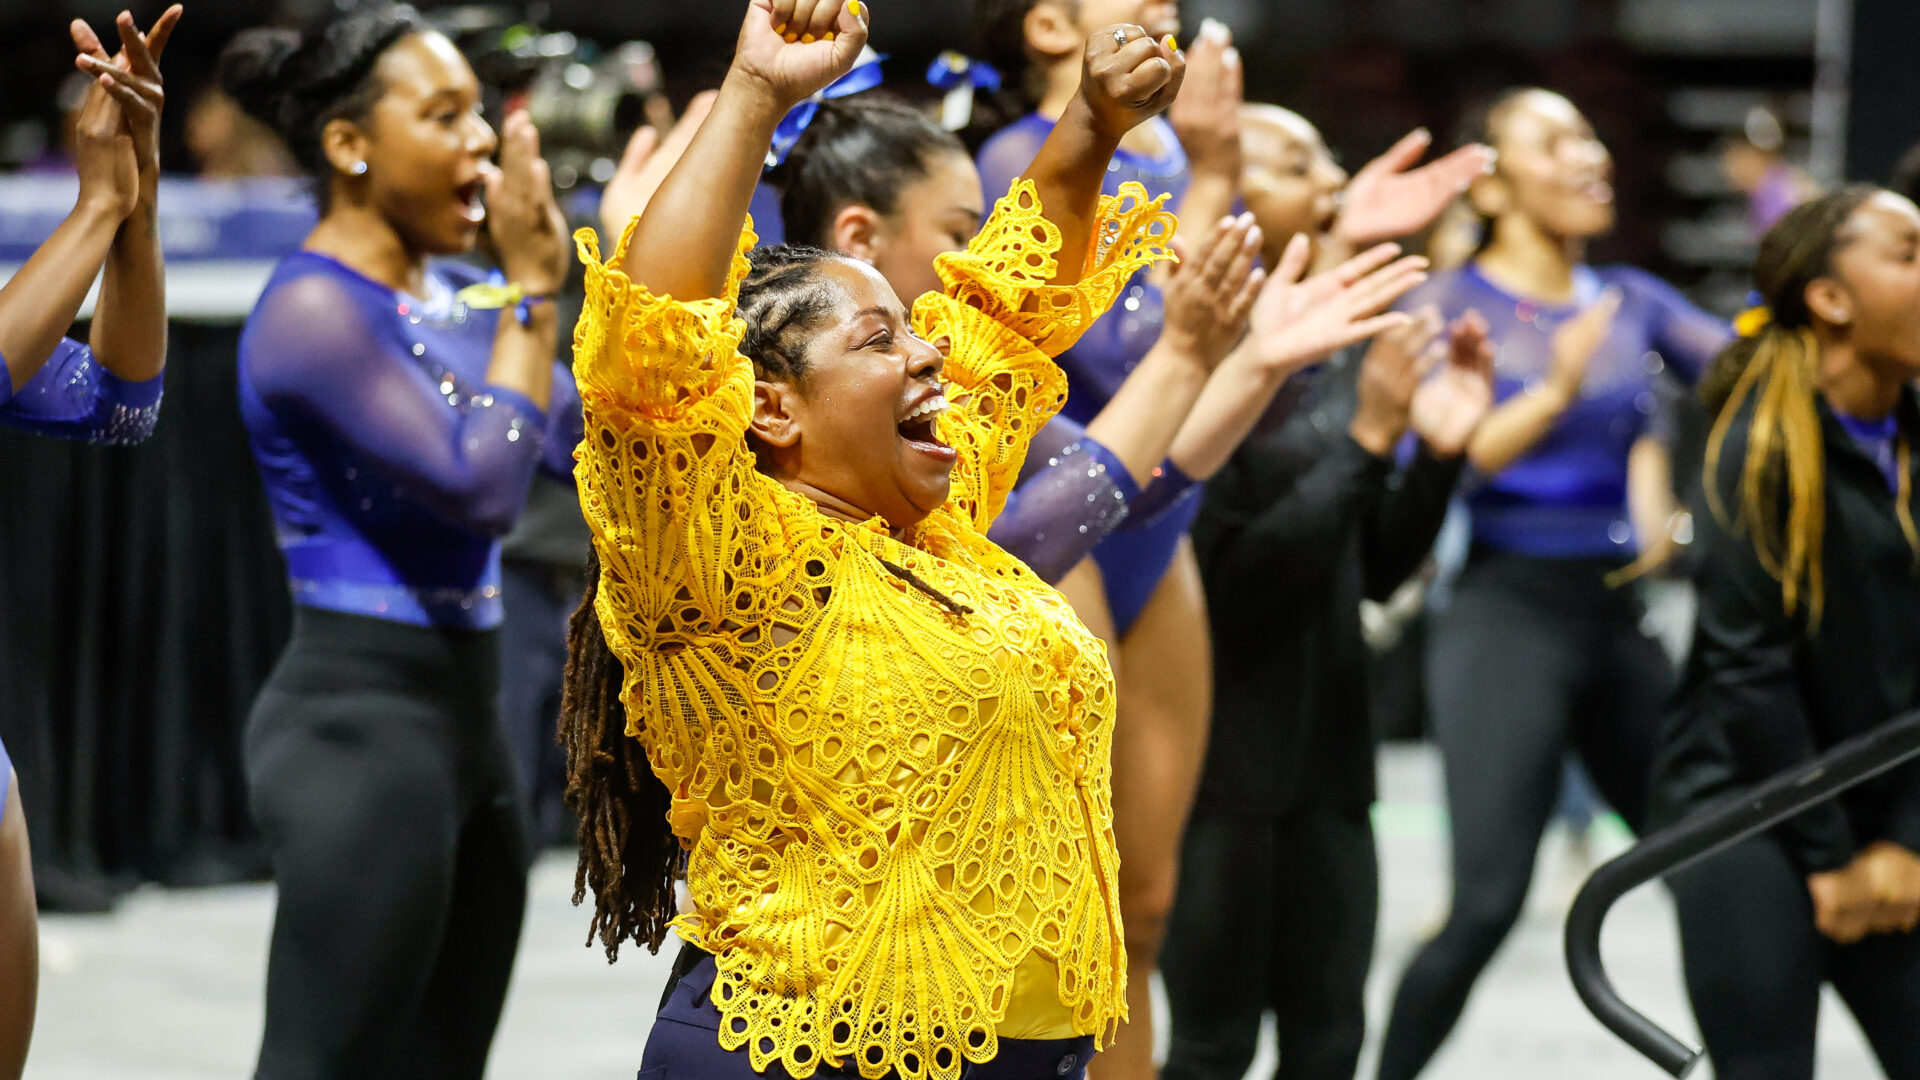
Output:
top-left (217, 5), bottom-right (577, 1074)
top-left (1651, 186), bottom-right (1920, 1080)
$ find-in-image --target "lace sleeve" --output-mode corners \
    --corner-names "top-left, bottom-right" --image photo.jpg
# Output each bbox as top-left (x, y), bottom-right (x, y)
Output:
top-left (571, 218), bottom-right (793, 652)
top-left (0, 337), bottom-right (162, 444)
top-left (913, 180), bottom-right (1176, 532)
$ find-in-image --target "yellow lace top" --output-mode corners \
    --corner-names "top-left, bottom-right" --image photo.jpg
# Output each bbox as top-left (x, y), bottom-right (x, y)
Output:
top-left (571, 181), bottom-right (1174, 1080)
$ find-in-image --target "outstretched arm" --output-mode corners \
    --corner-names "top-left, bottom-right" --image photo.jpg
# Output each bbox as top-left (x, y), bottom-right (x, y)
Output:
top-left (616, 0), bottom-right (870, 299)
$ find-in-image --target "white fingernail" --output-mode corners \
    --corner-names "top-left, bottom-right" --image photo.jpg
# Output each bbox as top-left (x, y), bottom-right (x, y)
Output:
top-left (1199, 17), bottom-right (1230, 43)
top-left (1223, 47), bottom-right (1240, 68)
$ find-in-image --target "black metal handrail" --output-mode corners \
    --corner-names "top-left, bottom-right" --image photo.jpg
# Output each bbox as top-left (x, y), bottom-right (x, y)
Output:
top-left (1564, 709), bottom-right (1920, 1077)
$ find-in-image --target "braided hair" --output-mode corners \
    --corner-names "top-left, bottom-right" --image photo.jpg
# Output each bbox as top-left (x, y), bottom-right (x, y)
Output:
top-left (563, 241), bottom-right (965, 959)
top-left (216, 4), bottom-right (426, 208)
top-left (1701, 185), bottom-right (1920, 627)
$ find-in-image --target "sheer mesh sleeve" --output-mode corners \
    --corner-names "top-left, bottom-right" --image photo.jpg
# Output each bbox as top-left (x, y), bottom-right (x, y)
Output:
top-left (0, 337), bottom-right (162, 444)
top-left (245, 270), bottom-right (548, 536)
top-left (570, 218), bottom-right (794, 650)
top-left (542, 359), bottom-right (583, 479)
top-left (913, 180), bottom-right (1175, 532)
top-left (1633, 268), bottom-right (1733, 384)
top-left (989, 416), bottom-right (1135, 583)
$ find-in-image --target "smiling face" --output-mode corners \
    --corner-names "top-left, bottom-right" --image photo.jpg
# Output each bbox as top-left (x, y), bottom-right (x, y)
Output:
top-left (1240, 105), bottom-right (1347, 263)
top-left (1823, 192), bottom-right (1920, 380)
top-left (344, 32), bottom-right (498, 255)
top-left (1473, 89), bottom-right (1615, 242)
top-left (754, 258), bottom-right (956, 529)
top-left (863, 150), bottom-right (985, 306)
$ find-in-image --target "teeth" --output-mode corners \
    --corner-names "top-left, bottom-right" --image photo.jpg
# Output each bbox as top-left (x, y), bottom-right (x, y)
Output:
top-left (903, 395), bottom-right (949, 423)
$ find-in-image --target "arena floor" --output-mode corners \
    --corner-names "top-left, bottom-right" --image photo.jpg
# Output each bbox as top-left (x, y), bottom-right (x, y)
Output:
top-left (32, 745), bottom-right (1880, 1079)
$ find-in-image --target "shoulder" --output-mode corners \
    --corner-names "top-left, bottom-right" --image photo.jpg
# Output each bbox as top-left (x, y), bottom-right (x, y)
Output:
top-left (245, 255), bottom-right (386, 374)
top-left (1596, 264), bottom-right (1697, 311)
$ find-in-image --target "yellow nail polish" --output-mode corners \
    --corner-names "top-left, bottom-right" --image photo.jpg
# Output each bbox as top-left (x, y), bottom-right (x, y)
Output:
top-left (1165, 34), bottom-right (1178, 51)
top-left (784, 32), bottom-right (799, 42)
top-left (823, 30), bottom-right (836, 41)
top-left (775, 22), bottom-right (787, 33)
top-left (800, 32), bottom-right (815, 43)
top-left (848, 0), bottom-right (862, 17)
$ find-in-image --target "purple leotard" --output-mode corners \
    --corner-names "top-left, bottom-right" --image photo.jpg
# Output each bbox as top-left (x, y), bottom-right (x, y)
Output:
top-left (978, 112), bottom-right (1195, 632)
top-left (1397, 262), bottom-right (1730, 558)
top-left (238, 251), bottom-right (580, 631)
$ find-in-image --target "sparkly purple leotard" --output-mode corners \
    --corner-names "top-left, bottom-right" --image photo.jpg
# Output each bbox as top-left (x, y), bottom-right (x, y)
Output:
top-left (238, 251), bottom-right (579, 630)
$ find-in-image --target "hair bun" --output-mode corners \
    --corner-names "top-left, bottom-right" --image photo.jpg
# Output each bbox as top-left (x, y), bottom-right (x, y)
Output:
top-left (218, 27), bottom-right (304, 129)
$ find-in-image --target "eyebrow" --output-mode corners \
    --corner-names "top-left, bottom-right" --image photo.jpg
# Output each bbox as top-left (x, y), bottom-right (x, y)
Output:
top-left (851, 306), bottom-right (900, 325)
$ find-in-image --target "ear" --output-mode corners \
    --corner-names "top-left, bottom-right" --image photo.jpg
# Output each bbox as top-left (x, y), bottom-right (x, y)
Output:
top-left (751, 379), bottom-right (803, 450)
top-left (1466, 171), bottom-right (1509, 219)
top-left (830, 204), bottom-right (886, 266)
top-left (320, 115), bottom-right (371, 179)
top-left (1024, 0), bottom-right (1081, 60)
top-left (1804, 276), bottom-right (1853, 328)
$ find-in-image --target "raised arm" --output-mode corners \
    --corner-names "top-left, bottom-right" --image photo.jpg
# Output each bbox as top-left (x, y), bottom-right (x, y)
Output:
top-left (1018, 23), bottom-right (1184, 290)
top-left (75, 7), bottom-right (180, 389)
top-left (0, 34), bottom-right (144, 398)
top-left (615, 0), bottom-right (870, 299)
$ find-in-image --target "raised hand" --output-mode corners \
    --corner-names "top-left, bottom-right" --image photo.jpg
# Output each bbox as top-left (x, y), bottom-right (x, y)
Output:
top-left (1409, 309), bottom-right (1496, 458)
top-left (733, 0), bottom-right (871, 110)
top-left (1078, 22), bottom-right (1186, 141)
top-left (1166, 19), bottom-right (1241, 181)
top-left (485, 111), bottom-right (570, 298)
top-left (1161, 212), bottom-right (1266, 369)
top-left (600, 91), bottom-right (718, 241)
top-left (71, 6), bottom-right (180, 201)
top-left (1545, 288), bottom-right (1622, 402)
top-left (1333, 128), bottom-right (1494, 248)
top-left (1242, 237), bottom-right (1429, 377)
top-left (1351, 306), bottom-right (1444, 456)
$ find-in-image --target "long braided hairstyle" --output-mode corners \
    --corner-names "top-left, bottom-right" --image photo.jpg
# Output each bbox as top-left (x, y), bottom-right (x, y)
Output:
top-left (1701, 185), bottom-right (1920, 628)
top-left (562, 242), bottom-right (966, 959)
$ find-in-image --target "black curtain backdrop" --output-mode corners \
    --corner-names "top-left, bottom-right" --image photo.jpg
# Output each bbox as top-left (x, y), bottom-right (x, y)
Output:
top-left (0, 322), bottom-right (286, 898)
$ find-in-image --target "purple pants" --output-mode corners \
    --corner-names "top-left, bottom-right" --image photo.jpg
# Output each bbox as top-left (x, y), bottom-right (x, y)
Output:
top-left (640, 944), bottom-right (1096, 1080)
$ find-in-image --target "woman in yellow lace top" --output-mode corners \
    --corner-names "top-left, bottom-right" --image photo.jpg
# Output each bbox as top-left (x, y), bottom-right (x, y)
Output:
top-left (559, 3), bottom-right (1186, 1078)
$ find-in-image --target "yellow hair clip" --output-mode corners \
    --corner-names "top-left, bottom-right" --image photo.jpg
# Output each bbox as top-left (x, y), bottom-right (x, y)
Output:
top-left (1734, 305), bottom-right (1773, 338)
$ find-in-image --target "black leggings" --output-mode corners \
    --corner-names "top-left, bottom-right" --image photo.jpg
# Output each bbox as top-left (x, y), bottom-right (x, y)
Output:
top-left (1669, 833), bottom-right (1920, 1079)
top-left (1376, 555), bottom-right (1671, 1080)
top-left (1160, 803), bottom-right (1377, 1080)
top-left (245, 608), bottom-right (529, 1080)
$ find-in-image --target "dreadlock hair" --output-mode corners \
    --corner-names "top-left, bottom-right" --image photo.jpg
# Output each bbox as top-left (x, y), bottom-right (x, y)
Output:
top-left (769, 96), bottom-right (968, 250)
top-left (218, 4), bottom-right (426, 211)
top-left (563, 240), bottom-right (965, 957)
top-left (1700, 185), bottom-right (1920, 629)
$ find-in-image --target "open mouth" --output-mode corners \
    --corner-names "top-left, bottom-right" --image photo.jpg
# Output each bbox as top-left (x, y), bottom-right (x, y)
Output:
top-left (1576, 179), bottom-right (1614, 205)
top-left (898, 393), bottom-right (956, 461)
top-left (455, 179), bottom-right (486, 225)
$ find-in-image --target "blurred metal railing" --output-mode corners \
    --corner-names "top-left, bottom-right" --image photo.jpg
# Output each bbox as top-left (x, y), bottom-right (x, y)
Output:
top-left (1564, 709), bottom-right (1920, 1077)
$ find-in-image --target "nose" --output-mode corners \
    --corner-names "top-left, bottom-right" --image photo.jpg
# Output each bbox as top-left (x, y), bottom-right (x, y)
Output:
top-left (907, 333), bottom-right (945, 382)
top-left (1319, 158), bottom-right (1349, 194)
top-left (469, 112), bottom-right (499, 157)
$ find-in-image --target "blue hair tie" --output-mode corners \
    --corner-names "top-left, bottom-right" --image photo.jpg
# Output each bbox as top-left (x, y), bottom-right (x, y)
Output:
top-left (926, 51), bottom-right (1002, 131)
top-left (766, 49), bottom-right (889, 168)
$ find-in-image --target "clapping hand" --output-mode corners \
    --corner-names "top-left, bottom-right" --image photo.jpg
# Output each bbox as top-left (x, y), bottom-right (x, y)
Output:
top-left (1240, 235), bottom-right (1430, 378)
top-left (1409, 310), bottom-right (1496, 458)
top-left (1333, 128), bottom-right (1494, 248)
top-left (485, 111), bottom-right (569, 299)
top-left (600, 91), bottom-right (718, 242)
top-left (1166, 19), bottom-right (1240, 180)
top-left (1161, 213), bottom-right (1266, 369)
top-left (69, 6), bottom-right (181, 216)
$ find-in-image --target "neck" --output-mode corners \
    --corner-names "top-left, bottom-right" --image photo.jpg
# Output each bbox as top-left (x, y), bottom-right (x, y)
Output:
top-left (779, 477), bottom-right (906, 539)
top-left (1473, 215), bottom-right (1582, 304)
top-left (1819, 344), bottom-right (1906, 422)
top-left (305, 201), bottom-right (428, 296)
